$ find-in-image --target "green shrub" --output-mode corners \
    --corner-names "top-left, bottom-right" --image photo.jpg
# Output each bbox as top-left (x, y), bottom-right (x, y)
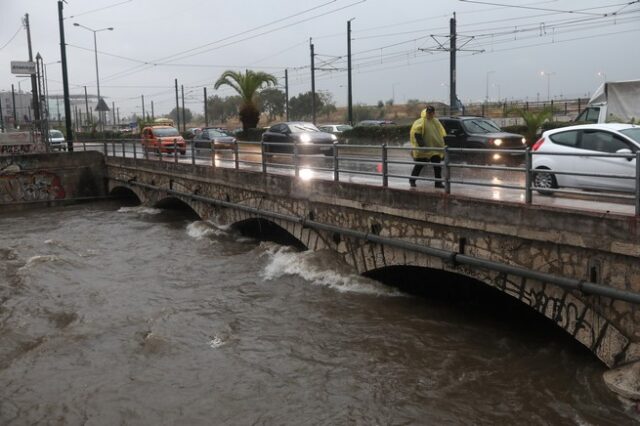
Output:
top-left (75, 131), bottom-right (137, 141)
top-left (340, 125), bottom-right (411, 145)
top-left (236, 128), bottom-right (266, 141)
top-left (501, 125), bottom-right (528, 135)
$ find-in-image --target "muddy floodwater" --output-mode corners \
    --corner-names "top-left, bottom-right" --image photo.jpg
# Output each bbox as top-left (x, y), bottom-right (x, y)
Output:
top-left (0, 201), bottom-right (636, 425)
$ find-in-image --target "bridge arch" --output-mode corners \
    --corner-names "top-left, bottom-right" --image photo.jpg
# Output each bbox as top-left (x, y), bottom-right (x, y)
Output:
top-left (232, 218), bottom-right (307, 250)
top-left (108, 185), bottom-right (143, 204)
top-left (355, 245), bottom-right (630, 368)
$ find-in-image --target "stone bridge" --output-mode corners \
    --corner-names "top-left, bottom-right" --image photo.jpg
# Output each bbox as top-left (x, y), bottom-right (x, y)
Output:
top-left (105, 155), bottom-right (640, 374)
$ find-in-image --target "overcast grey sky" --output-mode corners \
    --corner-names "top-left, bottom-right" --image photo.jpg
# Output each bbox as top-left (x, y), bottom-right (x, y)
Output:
top-left (1, 0), bottom-right (639, 118)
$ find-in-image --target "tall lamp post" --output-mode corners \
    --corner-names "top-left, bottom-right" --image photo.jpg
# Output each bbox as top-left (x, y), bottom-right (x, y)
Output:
top-left (485, 70), bottom-right (495, 103)
top-left (540, 71), bottom-right (555, 102)
top-left (73, 22), bottom-right (113, 132)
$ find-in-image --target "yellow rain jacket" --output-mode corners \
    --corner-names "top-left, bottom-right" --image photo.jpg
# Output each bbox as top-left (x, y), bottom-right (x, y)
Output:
top-left (409, 109), bottom-right (446, 159)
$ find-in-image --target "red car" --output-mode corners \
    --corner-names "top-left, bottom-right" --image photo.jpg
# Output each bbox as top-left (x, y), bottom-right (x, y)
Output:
top-left (141, 126), bottom-right (186, 155)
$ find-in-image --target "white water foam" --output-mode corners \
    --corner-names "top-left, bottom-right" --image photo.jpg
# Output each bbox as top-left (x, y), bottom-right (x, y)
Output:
top-left (117, 206), bottom-right (163, 215)
top-left (186, 221), bottom-right (227, 240)
top-left (260, 245), bottom-right (404, 297)
top-left (208, 336), bottom-right (225, 349)
top-left (18, 255), bottom-right (61, 272)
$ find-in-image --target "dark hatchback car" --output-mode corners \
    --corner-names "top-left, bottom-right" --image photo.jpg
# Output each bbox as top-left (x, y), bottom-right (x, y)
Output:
top-left (261, 122), bottom-right (337, 155)
top-left (193, 128), bottom-right (236, 151)
top-left (438, 116), bottom-right (527, 163)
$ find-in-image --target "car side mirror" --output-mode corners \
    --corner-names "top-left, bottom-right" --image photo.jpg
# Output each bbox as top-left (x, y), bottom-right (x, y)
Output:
top-left (616, 148), bottom-right (634, 161)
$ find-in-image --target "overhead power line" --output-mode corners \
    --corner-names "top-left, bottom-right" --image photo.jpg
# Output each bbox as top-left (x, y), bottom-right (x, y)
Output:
top-left (0, 25), bottom-right (22, 51)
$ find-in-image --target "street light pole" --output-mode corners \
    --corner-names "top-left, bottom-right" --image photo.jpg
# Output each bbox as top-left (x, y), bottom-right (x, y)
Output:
top-left (540, 71), bottom-right (555, 102)
top-left (485, 70), bottom-right (495, 103)
top-left (73, 23), bottom-right (113, 133)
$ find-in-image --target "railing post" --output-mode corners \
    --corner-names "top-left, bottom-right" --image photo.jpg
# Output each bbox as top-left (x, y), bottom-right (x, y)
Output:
top-left (133, 140), bottom-right (137, 160)
top-left (174, 139), bottom-right (178, 163)
top-left (144, 142), bottom-right (149, 160)
top-left (82, 140), bottom-right (86, 151)
top-left (210, 141), bottom-right (215, 168)
top-left (261, 140), bottom-right (267, 173)
top-left (121, 140), bottom-right (125, 158)
top-left (636, 151), bottom-right (640, 216)
top-left (111, 141), bottom-right (116, 157)
top-left (443, 146), bottom-right (451, 194)
top-left (234, 140), bottom-right (239, 170)
top-left (158, 144), bottom-right (162, 161)
top-left (293, 140), bottom-right (299, 178)
top-left (381, 143), bottom-right (388, 187)
top-left (103, 141), bottom-right (107, 156)
top-left (333, 142), bottom-right (339, 182)
top-left (525, 147), bottom-right (532, 204)
top-left (191, 140), bottom-right (196, 165)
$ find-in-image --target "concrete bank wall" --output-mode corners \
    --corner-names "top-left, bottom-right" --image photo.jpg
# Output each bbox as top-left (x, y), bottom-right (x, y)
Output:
top-left (0, 151), bottom-right (107, 212)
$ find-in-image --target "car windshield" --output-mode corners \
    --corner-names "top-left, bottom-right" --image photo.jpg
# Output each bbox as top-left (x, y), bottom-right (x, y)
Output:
top-left (462, 119), bottom-right (502, 133)
top-left (337, 125), bottom-right (352, 131)
top-left (289, 123), bottom-right (319, 133)
top-left (208, 130), bottom-right (228, 138)
top-left (152, 128), bottom-right (180, 137)
top-left (620, 128), bottom-right (640, 144)
top-left (49, 130), bottom-right (63, 138)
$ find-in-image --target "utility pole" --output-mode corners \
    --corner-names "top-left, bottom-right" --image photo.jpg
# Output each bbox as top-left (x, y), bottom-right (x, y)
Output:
top-left (151, 101), bottom-right (154, 120)
top-left (84, 86), bottom-right (90, 126)
top-left (203, 87), bottom-right (208, 126)
top-left (141, 94), bottom-right (145, 121)
top-left (112, 102), bottom-right (116, 124)
top-left (174, 78), bottom-right (180, 130)
top-left (11, 85), bottom-right (17, 129)
top-left (0, 96), bottom-right (4, 132)
top-left (181, 85), bottom-right (186, 131)
top-left (347, 19), bottom-right (354, 125)
top-left (24, 14), bottom-right (41, 124)
top-left (419, 13), bottom-right (482, 116)
top-left (310, 38), bottom-right (316, 124)
top-left (58, 1), bottom-right (73, 150)
top-left (449, 13), bottom-right (457, 115)
top-left (116, 107), bottom-right (120, 125)
top-left (284, 69), bottom-right (289, 121)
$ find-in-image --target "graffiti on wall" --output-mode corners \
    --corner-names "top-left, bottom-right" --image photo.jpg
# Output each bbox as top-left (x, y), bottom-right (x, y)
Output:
top-left (0, 170), bottom-right (66, 202)
top-left (0, 143), bottom-right (44, 155)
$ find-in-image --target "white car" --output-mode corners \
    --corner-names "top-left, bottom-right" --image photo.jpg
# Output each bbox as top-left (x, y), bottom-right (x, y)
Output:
top-left (318, 124), bottom-right (353, 134)
top-left (48, 129), bottom-right (65, 150)
top-left (532, 123), bottom-right (640, 194)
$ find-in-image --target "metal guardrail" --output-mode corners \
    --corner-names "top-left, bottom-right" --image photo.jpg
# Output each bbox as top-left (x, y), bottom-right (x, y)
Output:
top-left (82, 138), bottom-right (640, 216)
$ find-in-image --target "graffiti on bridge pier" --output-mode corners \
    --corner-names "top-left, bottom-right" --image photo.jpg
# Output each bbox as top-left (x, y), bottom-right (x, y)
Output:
top-left (0, 168), bottom-right (66, 203)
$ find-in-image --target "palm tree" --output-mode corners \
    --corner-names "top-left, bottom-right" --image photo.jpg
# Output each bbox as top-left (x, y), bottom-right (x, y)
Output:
top-left (510, 106), bottom-right (553, 146)
top-left (214, 70), bottom-right (278, 130)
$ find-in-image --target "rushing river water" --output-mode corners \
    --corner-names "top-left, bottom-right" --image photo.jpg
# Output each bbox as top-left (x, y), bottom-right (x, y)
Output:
top-left (0, 201), bottom-right (636, 425)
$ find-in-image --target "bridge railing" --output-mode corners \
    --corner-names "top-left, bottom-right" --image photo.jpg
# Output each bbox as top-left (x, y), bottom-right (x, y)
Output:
top-left (78, 138), bottom-right (640, 216)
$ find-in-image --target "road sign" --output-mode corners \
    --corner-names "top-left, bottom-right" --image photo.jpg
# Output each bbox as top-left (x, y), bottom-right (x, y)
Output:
top-left (10, 61), bottom-right (36, 75)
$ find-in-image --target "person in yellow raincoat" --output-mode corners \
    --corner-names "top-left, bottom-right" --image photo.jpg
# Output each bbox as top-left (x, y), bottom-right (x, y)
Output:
top-left (409, 105), bottom-right (446, 188)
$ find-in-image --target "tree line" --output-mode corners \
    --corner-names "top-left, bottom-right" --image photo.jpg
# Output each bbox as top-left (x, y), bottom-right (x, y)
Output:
top-left (165, 69), bottom-right (418, 130)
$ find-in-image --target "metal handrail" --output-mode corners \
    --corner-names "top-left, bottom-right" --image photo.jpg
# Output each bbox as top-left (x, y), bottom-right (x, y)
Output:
top-left (82, 137), bottom-right (640, 216)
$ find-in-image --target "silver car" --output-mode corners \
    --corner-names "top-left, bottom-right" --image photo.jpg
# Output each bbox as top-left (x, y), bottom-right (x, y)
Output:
top-left (49, 129), bottom-right (65, 150)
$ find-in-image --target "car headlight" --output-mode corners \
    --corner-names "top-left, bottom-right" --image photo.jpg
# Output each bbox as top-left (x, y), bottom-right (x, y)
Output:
top-left (330, 134), bottom-right (337, 141)
top-left (493, 138), bottom-right (503, 146)
top-left (299, 134), bottom-right (311, 144)
top-left (521, 137), bottom-right (527, 145)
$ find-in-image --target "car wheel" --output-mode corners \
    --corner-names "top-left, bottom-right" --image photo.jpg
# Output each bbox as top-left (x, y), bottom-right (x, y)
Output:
top-left (533, 167), bottom-right (558, 195)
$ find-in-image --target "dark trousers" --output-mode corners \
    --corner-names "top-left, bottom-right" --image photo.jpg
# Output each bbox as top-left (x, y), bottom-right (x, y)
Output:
top-left (410, 156), bottom-right (442, 186)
